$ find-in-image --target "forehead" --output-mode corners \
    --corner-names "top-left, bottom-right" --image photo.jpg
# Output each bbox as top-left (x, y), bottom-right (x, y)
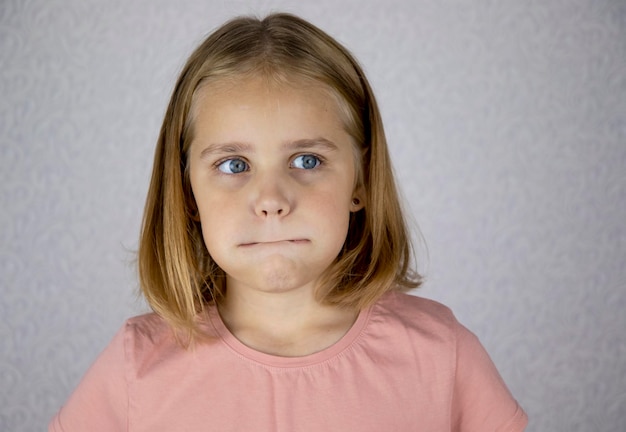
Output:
top-left (196, 74), bottom-right (336, 110)
top-left (188, 75), bottom-right (348, 142)
top-left (189, 72), bottom-right (354, 134)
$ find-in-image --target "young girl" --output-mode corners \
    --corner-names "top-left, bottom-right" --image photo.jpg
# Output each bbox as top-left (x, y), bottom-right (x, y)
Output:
top-left (50, 13), bottom-right (527, 431)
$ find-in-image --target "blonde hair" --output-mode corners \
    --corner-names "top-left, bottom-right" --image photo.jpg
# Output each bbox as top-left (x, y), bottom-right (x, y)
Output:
top-left (138, 12), bottom-right (422, 339)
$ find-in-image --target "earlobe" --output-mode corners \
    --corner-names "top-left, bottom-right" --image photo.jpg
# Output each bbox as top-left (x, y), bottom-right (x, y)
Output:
top-left (187, 195), bottom-right (202, 222)
top-left (190, 210), bottom-right (201, 222)
top-left (350, 192), bottom-right (365, 212)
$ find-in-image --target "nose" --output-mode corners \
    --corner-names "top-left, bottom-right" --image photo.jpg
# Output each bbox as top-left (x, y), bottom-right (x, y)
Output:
top-left (252, 173), bottom-right (292, 218)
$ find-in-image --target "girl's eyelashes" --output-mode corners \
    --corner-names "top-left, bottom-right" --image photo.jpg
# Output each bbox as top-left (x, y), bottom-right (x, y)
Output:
top-left (291, 154), bottom-right (322, 170)
top-left (214, 154), bottom-right (323, 174)
top-left (216, 158), bottom-right (249, 174)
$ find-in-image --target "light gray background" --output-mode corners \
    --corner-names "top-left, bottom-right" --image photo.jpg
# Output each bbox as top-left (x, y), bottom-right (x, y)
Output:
top-left (1, 0), bottom-right (625, 431)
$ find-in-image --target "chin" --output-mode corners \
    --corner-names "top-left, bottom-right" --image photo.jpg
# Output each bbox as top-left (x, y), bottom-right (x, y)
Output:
top-left (256, 271), bottom-right (303, 293)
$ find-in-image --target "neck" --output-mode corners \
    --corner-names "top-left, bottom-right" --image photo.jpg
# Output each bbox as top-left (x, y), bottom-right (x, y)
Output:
top-left (217, 283), bottom-right (358, 357)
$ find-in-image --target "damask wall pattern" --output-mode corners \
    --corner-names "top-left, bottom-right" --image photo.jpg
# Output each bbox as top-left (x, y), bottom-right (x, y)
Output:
top-left (1, 0), bottom-right (625, 431)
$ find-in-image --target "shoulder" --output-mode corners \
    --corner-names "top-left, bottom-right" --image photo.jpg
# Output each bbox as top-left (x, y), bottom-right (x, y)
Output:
top-left (47, 313), bottom-right (172, 431)
top-left (372, 290), bottom-right (461, 339)
top-left (125, 312), bottom-right (174, 346)
top-left (372, 291), bottom-right (497, 362)
top-left (371, 291), bottom-right (528, 430)
top-left (120, 312), bottom-right (189, 374)
top-left (358, 290), bottom-right (469, 368)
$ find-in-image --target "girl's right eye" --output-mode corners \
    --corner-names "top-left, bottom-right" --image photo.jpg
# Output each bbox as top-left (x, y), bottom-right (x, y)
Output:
top-left (217, 158), bottom-right (249, 174)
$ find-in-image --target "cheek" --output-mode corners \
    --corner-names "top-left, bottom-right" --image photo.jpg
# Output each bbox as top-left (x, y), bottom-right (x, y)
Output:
top-left (308, 191), bottom-right (352, 236)
top-left (195, 193), bottom-right (238, 244)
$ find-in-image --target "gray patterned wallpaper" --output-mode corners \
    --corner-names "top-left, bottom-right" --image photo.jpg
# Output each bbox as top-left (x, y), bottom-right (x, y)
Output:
top-left (1, 0), bottom-right (625, 431)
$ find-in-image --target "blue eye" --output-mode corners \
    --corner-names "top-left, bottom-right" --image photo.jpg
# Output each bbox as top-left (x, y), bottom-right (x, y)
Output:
top-left (217, 158), bottom-right (249, 174)
top-left (292, 154), bottom-right (321, 170)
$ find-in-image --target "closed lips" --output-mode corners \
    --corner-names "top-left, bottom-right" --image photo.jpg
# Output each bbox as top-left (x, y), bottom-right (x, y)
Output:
top-left (240, 239), bottom-right (309, 246)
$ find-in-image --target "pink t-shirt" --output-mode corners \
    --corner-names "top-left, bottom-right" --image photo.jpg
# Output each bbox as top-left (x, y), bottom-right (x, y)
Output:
top-left (49, 291), bottom-right (527, 431)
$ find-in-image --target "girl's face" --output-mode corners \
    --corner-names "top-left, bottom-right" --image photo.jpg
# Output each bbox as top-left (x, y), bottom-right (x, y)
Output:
top-left (188, 76), bottom-right (364, 297)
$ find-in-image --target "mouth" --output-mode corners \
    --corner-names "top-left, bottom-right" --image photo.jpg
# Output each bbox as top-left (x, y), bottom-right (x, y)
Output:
top-left (240, 239), bottom-right (309, 247)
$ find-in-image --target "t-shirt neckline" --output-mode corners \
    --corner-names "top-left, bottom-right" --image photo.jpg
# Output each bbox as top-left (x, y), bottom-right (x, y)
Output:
top-left (207, 302), bottom-right (373, 368)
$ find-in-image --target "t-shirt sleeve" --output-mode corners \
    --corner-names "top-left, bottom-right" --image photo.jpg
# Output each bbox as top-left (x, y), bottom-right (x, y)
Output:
top-left (48, 323), bottom-right (129, 432)
top-left (451, 323), bottom-right (528, 432)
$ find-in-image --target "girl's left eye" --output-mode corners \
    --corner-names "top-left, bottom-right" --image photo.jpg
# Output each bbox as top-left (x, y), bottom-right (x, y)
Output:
top-left (291, 154), bottom-right (321, 170)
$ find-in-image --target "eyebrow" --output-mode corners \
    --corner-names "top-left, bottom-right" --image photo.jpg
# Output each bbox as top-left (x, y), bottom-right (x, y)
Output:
top-left (287, 138), bottom-right (339, 152)
top-left (199, 138), bottom-right (338, 159)
top-left (199, 142), bottom-right (253, 159)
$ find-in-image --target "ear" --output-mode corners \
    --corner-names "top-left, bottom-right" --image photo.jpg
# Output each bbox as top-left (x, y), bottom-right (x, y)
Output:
top-left (350, 186), bottom-right (366, 212)
top-left (185, 189), bottom-right (202, 222)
